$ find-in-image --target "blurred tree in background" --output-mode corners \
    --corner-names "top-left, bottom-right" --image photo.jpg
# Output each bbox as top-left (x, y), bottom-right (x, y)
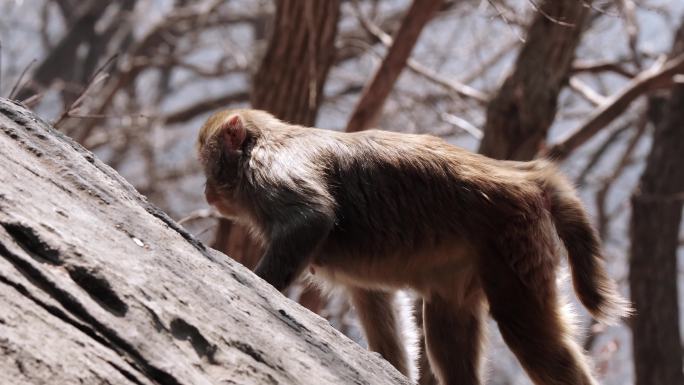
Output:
top-left (1, 1), bottom-right (683, 384)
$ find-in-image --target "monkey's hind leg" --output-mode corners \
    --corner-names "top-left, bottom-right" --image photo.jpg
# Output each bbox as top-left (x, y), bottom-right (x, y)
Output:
top-left (349, 288), bottom-right (410, 377)
top-left (413, 297), bottom-right (439, 385)
top-left (481, 248), bottom-right (598, 385)
top-left (422, 292), bottom-right (486, 385)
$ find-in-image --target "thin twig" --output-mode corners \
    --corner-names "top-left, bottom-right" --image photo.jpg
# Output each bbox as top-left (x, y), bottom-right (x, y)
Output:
top-left (569, 77), bottom-right (607, 106)
top-left (178, 208), bottom-right (221, 226)
top-left (579, 0), bottom-right (620, 17)
top-left (195, 224), bottom-right (217, 239)
top-left (460, 40), bottom-right (518, 84)
top-left (407, 60), bottom-right (489, 103)
top-left (353, 3), bottom-right (488, 103)
top-left (73, 54), bottom-right (119, 107)
top-left (21, 92), bottom-right (44, 108)
top-left (571, 59), bottom-right (636, 78)
top-left (527, 0), bottom-right (575, 27)
top-left (63, 113), bottom-right (114, 120)
top-left (594, 113), bottom-right (647, 238)
top-left (576, 118), bottom-right (634, 186)
top-left (486, 0), bottom-right (525, 43)
top-left (617, 0), bottom-right (642, 69)
top-left (8, 59), bottom-right (36, 100)
top-left (53, 54), bottom-right (118, 128)
top-left (163, 91), bottom-right (250, 125)
top-left (440, 112), bottom-right (483, 139)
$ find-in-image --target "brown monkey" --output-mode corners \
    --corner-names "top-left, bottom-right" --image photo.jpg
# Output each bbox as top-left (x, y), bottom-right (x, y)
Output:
top-left (197, 109), bottom-right (631, 385)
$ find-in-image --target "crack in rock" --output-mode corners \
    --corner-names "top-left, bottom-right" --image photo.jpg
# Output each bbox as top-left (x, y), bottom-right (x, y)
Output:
top-left (1, 222), bottom-right (62, 265)
top-left (0, 240), bottom-right (182, 385)
top-left (169, 318), bottom-right (218, 364)
top-left (66, 265), bottom-right (128, 317)
top-left (227, 339), bottom-right (284, 372)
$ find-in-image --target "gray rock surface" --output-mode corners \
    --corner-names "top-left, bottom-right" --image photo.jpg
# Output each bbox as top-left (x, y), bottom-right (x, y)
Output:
top-left (0, 98), bottom-right (408, 385)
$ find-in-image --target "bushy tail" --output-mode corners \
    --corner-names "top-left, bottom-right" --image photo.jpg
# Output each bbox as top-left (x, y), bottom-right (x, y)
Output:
top-left (529, 161), bottom-right (632, 324)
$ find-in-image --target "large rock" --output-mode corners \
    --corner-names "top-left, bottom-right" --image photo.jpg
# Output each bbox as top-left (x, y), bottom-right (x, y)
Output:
top-left (0, 98), bottom-right (407, 385)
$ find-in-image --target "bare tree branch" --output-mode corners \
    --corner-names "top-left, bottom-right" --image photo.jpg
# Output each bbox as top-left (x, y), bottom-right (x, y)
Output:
top-left (460, 41), bottom-right (520, 84)
top-left (546, 54), bottom-right (684, 160)
top-left (440, 112), bottom-right (483, 139)
top-left (617, 0), bottom-right (642, 68)
top-left (8, 59), bottom-right (37, 100)
top-left (594, 114), bottom-right (647, 238)
top-left (575, 118), bottom-right (634, 186)
top-left (570, 59), bottom-right (636, 78)
top-left (163, 91), bottom-right (250, 125)
top-left (345, 0), bottom-right (445, 132)
top-left (352, 3), bottom-right (487, 103)
top-left (569, 76), bottom-right (606, 106)
top-left (53, 54), bottom-right (118, 128)
top-left (14, 1), bottom-right (111, 101)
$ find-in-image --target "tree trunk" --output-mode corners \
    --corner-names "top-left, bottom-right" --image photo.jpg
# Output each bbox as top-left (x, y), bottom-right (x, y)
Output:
top-left (213, 0), bottom-right (340, 313)
top-left (250, 0), bottom-right (340, 124)
top-left (629, 84), bottom-right (684, 385)
top-left (345, 0), bottom-right (444, 133)
top-left (478, 0), bottom-right (590, 160)
top-left (628, 20), bottom-right (684, 385)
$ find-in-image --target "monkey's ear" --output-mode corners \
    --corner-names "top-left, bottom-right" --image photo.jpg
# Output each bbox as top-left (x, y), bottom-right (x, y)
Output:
top-left (221, 115), bottom-right (247, 152)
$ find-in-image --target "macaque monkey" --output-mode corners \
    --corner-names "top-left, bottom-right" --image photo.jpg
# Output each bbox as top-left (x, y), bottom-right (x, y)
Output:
top-left (197, 109), bottom-right (631, 385)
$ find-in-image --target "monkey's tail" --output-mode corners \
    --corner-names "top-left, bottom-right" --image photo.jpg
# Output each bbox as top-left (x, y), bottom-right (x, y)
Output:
top-left (529, 161), bottom-right (632, 324)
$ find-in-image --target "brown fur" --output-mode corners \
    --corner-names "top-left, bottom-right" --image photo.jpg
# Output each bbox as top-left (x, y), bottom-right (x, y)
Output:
top-left (349, 288), bottom-right (410, 376)
top-left (197, 109), bottom-right (631, 385)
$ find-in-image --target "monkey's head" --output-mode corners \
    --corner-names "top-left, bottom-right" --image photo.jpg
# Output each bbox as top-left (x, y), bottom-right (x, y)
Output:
top-left (196, 109), bottom-right (256, 215)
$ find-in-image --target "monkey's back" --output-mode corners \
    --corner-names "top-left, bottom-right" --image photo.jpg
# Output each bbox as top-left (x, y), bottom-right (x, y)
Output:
top-left (318, 130), bottom-right (546, 267)
top-left (239, 124), bottom-right (553, 290)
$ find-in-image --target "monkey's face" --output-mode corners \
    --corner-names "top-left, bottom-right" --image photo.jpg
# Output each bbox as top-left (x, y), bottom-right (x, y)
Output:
top-left (203, 181), bottom-right (244, 219)
top-left (197, 110), bottom-right (250, 218)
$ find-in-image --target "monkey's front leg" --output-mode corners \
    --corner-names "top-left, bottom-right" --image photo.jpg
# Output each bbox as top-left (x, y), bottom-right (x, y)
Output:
top-left (254, 209), bottom-right (333, 291)
top-left (349, 288), bottom-right (410, 376)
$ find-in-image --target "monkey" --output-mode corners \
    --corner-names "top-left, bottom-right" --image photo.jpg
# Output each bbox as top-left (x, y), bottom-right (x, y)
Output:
top-left (196, 108), bottom-right (631, 385)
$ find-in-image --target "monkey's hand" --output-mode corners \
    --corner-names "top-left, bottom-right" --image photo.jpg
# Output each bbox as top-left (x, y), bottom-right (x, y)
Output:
top-left (254, 208), bottom-right (333, 291)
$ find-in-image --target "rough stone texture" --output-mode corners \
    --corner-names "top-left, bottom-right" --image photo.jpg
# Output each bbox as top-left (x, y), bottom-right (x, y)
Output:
top-left (0, 98), bottom-right (408, 385)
